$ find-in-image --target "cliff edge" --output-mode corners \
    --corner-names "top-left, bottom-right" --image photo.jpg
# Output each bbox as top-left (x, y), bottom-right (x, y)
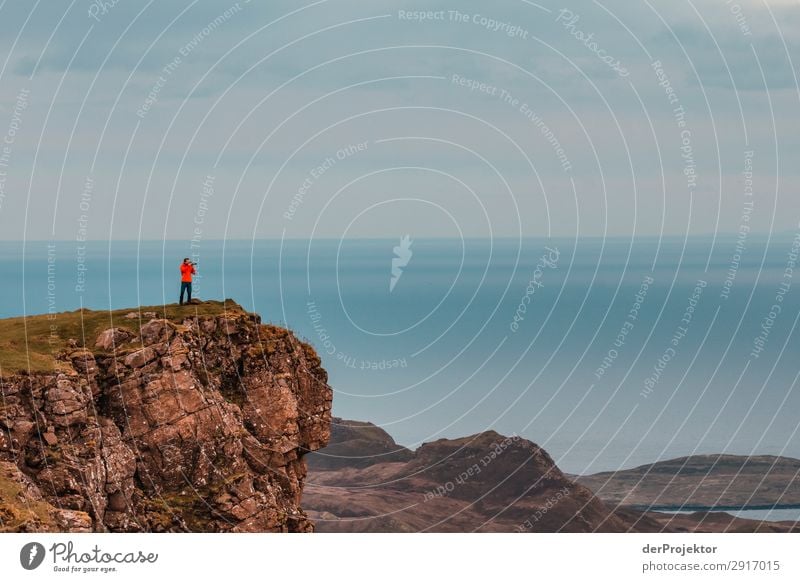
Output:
top-left (0, 300), bottom-right (332, 532)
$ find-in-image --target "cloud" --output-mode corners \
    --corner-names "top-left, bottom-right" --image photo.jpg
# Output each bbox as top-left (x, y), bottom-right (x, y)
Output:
top-left (1, 0), bottom-right (799, 239)
top-left (649, 23), bottom-right (799, 90)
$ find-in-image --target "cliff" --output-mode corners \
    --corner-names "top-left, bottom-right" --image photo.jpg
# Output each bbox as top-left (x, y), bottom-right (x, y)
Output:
top-left (0, 300), bottom-right (332, 532)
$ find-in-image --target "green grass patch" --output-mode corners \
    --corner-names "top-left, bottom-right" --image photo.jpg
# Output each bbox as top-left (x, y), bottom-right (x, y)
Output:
top-left (0, 299), bottom-right (247, 375)
top-left (0, 469), bottom-right (57, 532)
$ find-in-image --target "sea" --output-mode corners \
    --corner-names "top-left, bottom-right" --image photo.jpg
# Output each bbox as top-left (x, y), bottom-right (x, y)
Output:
top-left (2, 236), bottom-right (800, 478)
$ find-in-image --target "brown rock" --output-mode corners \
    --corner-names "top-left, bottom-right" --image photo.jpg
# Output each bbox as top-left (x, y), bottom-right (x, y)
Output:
top-left (123, 347), bottom-right (157, 368)
top-left (161, 353), bottom-right (188, 371)
top-left (43, 376), bottom-right (90, 427)
top-left (106, 492), bottom-right (127, 512)
top-left (139, 319), bottom-right (174, 346)
top-left (70, 350), bottom-right (98, 376)
top-left (54, 509), bottom-right (93, 532)
top-left (95, 328), bottom-right (134, 351)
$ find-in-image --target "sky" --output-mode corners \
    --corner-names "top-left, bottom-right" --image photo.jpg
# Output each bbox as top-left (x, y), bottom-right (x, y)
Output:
top-left (0, 0), bottom-right (798, 240)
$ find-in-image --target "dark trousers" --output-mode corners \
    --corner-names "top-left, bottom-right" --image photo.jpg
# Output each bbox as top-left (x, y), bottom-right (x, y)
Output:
top-left (180, 281), bottom-right (192, 304)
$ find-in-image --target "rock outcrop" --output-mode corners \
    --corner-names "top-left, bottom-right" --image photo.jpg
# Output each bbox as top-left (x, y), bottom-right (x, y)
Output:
top-left (0, 302), bottom-right (332, 532)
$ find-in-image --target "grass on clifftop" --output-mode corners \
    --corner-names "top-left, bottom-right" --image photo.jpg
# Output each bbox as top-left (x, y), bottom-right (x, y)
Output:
top-left (0, 299), bottom-right (247, 375)
top-left (0, 469), bottom-right (58, 531)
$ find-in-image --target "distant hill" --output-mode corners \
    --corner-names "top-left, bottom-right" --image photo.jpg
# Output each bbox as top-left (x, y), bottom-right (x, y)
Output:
top-left (574, 454), bottom-right (800, 509)
top-left (305, 418), bottom-right (413, 470)
top-left (303, 421), bottom-right (797, 532)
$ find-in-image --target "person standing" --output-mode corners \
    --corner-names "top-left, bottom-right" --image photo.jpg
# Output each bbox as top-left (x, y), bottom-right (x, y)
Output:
top-left (179, 258), bottom-right (196, 305)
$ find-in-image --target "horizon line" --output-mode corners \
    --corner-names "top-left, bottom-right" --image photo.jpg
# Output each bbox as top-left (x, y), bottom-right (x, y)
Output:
top-left (0, 232), bottom-right (793, 243)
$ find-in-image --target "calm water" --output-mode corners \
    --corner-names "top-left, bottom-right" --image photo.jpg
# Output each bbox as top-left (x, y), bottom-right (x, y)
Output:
top-left (657, 508), bottom-right (800, 523)
top-left (727, 508), bottom-right (800, 522)
top-left (2, 236), bottom-right (800, 474)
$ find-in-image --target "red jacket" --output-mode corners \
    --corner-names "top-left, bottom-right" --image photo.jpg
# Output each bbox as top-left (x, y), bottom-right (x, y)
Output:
top-left (180, 263), bottom-right (195, 283)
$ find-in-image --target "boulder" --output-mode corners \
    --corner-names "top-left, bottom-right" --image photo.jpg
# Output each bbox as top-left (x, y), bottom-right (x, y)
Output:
top-left (123, 347), bottom-right (157, 369)
top-left (95, 328), bottom-right (135, 351)
top-left (139, 319), bottom-right (174, 346)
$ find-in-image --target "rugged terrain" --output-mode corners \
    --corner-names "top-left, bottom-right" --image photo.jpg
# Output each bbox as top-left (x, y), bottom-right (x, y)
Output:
top-left (303, 419), bottom-right (799, 533)
top-left (575, 455), bottom-right (800, 510)
top-left (3, 299), bottom-right (795, 534)
top-left (0, 300), bottom-right (332, 532)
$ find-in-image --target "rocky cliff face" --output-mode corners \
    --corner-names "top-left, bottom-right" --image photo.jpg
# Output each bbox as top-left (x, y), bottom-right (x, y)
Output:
top-left (0, 304), bottom-right (332, 532)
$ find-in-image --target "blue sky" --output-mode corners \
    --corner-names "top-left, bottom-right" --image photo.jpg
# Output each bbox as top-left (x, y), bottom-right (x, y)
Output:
top-left (0, 0), bottom-right (798, 240)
